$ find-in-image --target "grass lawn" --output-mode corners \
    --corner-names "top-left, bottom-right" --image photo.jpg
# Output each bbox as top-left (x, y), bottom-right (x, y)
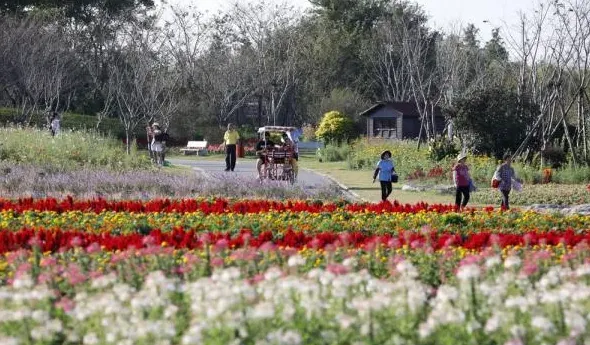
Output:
top-left (296, 154), bottom-right (457, 204)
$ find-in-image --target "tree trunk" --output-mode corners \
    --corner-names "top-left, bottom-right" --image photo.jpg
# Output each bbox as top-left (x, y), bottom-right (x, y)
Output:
top-left (563, 118), bottom-right (578, 168)
top-left (125, 130), bottom-right (131, 155)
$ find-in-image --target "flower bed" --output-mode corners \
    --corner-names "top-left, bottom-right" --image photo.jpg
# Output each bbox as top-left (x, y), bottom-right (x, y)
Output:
top-left (1, 197), bottom-right (590, 344)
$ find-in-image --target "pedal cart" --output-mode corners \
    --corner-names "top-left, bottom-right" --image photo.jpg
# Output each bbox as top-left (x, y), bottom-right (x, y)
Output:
top-left (256, 126), bottom-right (297, 184)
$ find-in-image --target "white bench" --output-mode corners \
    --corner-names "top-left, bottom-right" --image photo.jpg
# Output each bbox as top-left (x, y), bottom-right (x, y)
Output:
top-left (180, 141), bottom-right (208, 156)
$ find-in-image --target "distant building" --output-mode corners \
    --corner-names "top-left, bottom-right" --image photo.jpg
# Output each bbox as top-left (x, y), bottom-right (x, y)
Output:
top-left (360, 101), bottom-right (446, 139)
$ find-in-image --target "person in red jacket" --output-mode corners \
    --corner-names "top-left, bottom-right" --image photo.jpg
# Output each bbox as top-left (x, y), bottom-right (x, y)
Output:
top-left (453, 153), bottom-right (471, 211)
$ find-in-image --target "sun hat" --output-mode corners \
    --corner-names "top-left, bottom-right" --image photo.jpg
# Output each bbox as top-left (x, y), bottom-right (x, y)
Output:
top-left (457, 153), bottom-right (467, 162)
top-left (381, 150), bottom-right (392, 159)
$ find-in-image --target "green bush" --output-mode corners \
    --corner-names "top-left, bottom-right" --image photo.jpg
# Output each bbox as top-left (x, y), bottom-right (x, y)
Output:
top-left (0, 126), bottom-right (150, 170)
top-left (317, 144), bottom-right (352, 162)
top-left (428, 137), bottom-right (460, 162)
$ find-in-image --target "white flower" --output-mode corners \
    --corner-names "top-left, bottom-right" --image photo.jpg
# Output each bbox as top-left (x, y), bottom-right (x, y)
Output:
top-left (280, 330), bottom-right (302, 345)
top-left (264, 267), bottom-right (282, 281)
top-left (575, 264), bottom-right (590, 277)
top-left (457, 264), bottom-right (480, 281)
top-left (46, 319), bottom-right (62, 333)
top-left (250, 302), bottom-right (275, 319)
top-left (504, 339), bottom-right (524, 345)
top-left (565, 311), bottom-right (586, 335)
top-left (13, 275), bottom-right (34, 289)
top-left (510, 325), bottom-right (526, 338)
top-left (83, 333), bottom-right (99, 345)
top-left (31, 310), bottom-right (49, 322)
top-left (0, 337), bottom-right (19, 345)
top-left (435, 286), bottom-right (458, 302)
top-left (287, 255), bottom-right (306, 267)
top-left (396, 261), bottom-right (418, 278)
top-left (531, 316), bottom-right (554, 331)
top-left (336, 313), bottom-right (355, 329)
top-left (504, 256), bottom-right (521, 269)
top-left (485, 313), bottom-right (504, 333)
top-left (418, 319), bottom-right (436, 338)
top-left (505, 296), bottom-right (530, 312)
top-left (485, 256), bottom-right (501, 268)
top-left (342, 257), bottom-right (357, 267)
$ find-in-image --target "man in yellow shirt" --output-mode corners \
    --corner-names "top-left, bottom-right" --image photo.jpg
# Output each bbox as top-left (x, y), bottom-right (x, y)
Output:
top-left (223, 123), bottom-right (240, 171)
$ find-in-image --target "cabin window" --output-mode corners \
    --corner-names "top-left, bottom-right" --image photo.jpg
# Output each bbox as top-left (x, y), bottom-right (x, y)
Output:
top-left (373, 118), bottom-right (397, 138)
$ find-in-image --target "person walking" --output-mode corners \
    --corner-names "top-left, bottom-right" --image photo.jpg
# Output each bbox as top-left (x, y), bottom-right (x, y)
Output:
top-left (151, 123), bottom-right (165, 166)
top-left (372, 150), bottom-right (396, 202)
top-left (49, 112), bottom-right (60, 137)
top-left (223, 123), bottom-right (240, 171)
top-left (494, 153), bottom-right (519, 210)
top-left (453, 153), bottom-right (471, 211)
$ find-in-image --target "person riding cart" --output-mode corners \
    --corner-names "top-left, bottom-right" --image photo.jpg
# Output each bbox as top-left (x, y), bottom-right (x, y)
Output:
top-left (256, 126), bottom-right (299, 184)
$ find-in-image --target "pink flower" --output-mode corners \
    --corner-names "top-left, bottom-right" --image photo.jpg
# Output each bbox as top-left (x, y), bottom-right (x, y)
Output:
top-left (64, 264), bottom-right (86, 286)
top-left (89, 271), bottom-right (103, 279)
top-left (213, 239), bottom-right (229, 253)
top-left (520, 262), bottom-right (538, 277)
top-left (40, 257), bottom-right (57, 267)
top-left (70, 236), bottom-right (83, 247)
top-left (460, 254), bottom-right (481, 266)
top-left (15, 263), bottom-right (31, 276)
top-left (55, 297), bottom-right (75, 312)
top-left (86, 243), bottom-right (101, 254)
top-left (28, 237), bottom-right (42, 248)
top-left (230, 249), bottom-right (257, 261)
top-left (259, 241), bottom-right (276, 253)
top-left (387, 238), bottom-right (401, 248)
top-left (210, 257), bottom-right (224, 267)
top-left (142, 236), bottom-right (156, 247)
top-left (327, 264), bottom-right (349, 275)
top-left (37, 272), bottom-right (52, 284)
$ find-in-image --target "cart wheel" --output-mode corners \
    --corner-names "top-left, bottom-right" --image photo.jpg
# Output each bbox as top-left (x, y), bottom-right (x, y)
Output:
top-left (287, 170), bottom-right (295, 185)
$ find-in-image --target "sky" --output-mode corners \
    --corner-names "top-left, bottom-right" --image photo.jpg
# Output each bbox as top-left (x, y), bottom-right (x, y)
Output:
top-left (167, 0), bottom-right (539, 43)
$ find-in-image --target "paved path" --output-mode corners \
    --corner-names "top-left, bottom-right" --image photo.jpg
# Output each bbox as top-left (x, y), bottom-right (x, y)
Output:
top-left (169, 158), bottom-right (353, 197)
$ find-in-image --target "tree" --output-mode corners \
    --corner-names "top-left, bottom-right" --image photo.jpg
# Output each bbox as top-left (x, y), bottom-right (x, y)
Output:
top-left (314, 88), bottom-right (370, 134)
top-left (1, 0), bottom-right (154, 22)
top-left (0, 14), bottom-right (82, 123)
top-left (484, 28), bottom-right (509, 63)
top-left (315, 110), bottom-right (355, 144)
top-left (452, 87), bottom-right (539, 158)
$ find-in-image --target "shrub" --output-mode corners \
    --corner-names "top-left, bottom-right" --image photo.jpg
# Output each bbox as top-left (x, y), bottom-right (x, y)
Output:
top-left (452, 87), bottom-right (539, 158)
top-left (428, 137), bottom-right (459, 161)
top-left (0, 126), bottom-right (150, 170)
top-left (317, 144), bottom-right (352, 162)
top-left (541, 145), bottom-right (567, 168)
top-left (315, 111), bottom-right (355, 145)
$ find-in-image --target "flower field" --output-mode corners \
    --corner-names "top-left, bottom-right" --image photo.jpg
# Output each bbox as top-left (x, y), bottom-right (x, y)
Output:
top-left (2, 198), bottom-right (590, 344)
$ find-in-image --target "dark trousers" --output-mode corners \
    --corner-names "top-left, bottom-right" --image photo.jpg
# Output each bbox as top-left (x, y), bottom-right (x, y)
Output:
top-left (225, 144), bottom-right (237, 171)
top-left (380, 181), bottom-right (392, 201)
top-left (455, 186), bottom-right (470, 209)
top-left (500, 189), bottom-right (510, 209)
